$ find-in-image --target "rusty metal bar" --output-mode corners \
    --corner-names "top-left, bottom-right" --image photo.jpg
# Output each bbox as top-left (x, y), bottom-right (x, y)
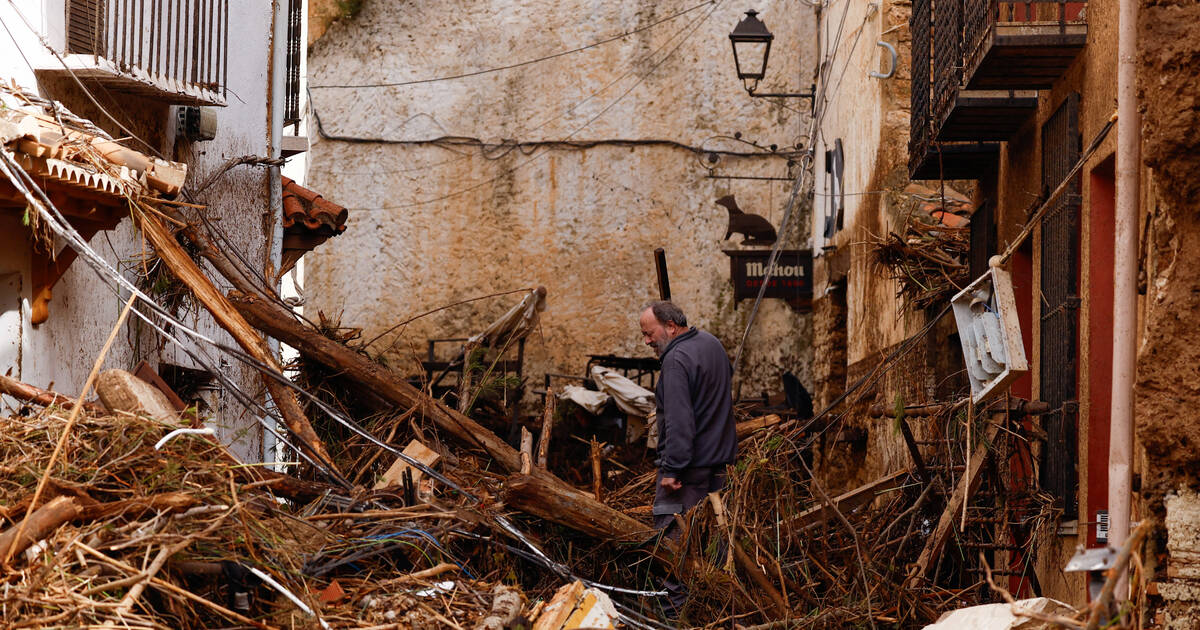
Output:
top-left (204, 0), bottom-right (213, 86)
top-left (653, 248), bottom-right (671, 301)
top-left (222, 0), bottom-right (228, 96)
top-left (191, 0), bottom-right (201, 84)
top-left (137, 0), bottom-right (144, 69)
top-left (173, 0), bottom-right (182, 85)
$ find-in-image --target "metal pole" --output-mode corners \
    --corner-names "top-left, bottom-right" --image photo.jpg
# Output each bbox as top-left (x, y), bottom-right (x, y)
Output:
top-left (653, 248), bottom-right (671, 301)
top-left (1108, 0), bottom-right (1140, 596)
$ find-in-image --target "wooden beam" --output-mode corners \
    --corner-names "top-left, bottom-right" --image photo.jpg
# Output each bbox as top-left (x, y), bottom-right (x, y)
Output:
top-left (0, 374), bottom-right (105, 414)
top-left (229, 289), bottom-right (527, 474)
top-left (780, 469), bottom-right (911, 533)
top-left (501, 474), bottom-right (654, 542)
top-left (30, 224), bottom-right (101, 325)
top-left (132, 211), bottom-right (338, 476)
top-left (735, 413), bottom-right (787, 439)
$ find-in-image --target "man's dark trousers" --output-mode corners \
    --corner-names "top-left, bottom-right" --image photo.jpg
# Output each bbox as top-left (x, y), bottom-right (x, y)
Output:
top-left (652, 466), bottom-right (727, 617)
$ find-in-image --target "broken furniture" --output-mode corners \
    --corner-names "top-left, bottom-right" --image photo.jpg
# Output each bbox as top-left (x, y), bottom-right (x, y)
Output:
top-left (423, 336), bottom-right (526, 398)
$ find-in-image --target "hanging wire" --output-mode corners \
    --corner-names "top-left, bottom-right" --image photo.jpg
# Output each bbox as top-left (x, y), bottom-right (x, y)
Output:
top-left (310, 0), bottom-right (716, 89)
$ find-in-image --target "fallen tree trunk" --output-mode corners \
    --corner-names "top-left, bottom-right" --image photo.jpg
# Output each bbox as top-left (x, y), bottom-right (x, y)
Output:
top-left (133, 211), bottom-right (337, 476)
top-left (0, 374), bottom-right (105, 414)
top-left (0, 496), bottom-right (81, 560)
top-left (501, 474), bottom-right (653, 542)
top-left (229, 290), bottom-right (525, 473)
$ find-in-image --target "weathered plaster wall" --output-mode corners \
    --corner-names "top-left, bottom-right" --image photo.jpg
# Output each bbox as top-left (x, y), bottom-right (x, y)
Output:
top-left (305, 0), bottom-right (818, 394)
top-left (811, 0), bottom-right (926, 367)
top-left (0, 2), bottom-right (279, 462)
top-left (1135, 1), bottom-right (1200, 622)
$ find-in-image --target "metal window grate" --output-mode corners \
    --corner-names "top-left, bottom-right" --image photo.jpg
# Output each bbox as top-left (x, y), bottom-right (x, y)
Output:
top-left (283, 0), bottom-right (303, 129)
top-left (1038, 92), bottom-right (1081, 518)
top-left (909, 0), bottom-right (932, 176)
top-left (932, 0), bottom-right (963, 127)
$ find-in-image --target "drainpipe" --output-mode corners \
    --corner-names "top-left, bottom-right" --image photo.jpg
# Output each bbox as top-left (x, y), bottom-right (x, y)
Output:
top-left (1108, 0), bottom-right (1139, 592)
top-left (263, 0), bottom-right (288, 466)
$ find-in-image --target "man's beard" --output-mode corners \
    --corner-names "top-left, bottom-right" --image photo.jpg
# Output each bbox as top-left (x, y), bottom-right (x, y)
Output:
top-left (651, 339), bottom-right (666, 357)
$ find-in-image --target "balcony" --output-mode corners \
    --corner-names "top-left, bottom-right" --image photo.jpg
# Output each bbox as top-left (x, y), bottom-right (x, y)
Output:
top-left (37, 0), bottom-right (229, 106)
top-left (910, 0), bottom-right (1086, 179)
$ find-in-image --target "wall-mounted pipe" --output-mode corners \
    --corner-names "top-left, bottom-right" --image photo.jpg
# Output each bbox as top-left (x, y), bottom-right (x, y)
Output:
top-left (1109, 0), bottom-right (1140, 597)
top-left (869, 41), bottom-right (896, 79)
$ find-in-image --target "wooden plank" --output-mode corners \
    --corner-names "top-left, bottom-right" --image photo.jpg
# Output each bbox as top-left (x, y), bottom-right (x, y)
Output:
top-left (134, 211), bottom-right (337, 474)
top-left (533, 581), bottom-right (585, 630)
top-left (374, 440), bottom-right (441, 490)
top-left (735, 413), bottom-right (786, 439)
top-left (780, 469), bottom-right (911, 532)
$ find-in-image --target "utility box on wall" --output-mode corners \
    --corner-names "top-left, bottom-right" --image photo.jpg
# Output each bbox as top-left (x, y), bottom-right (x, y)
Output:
top-left (951, 263), bottom-right (1028, 403)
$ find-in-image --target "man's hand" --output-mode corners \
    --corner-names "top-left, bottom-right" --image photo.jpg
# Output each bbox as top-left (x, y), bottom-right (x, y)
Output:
top-left (659, 476), bottom-right (682, 492)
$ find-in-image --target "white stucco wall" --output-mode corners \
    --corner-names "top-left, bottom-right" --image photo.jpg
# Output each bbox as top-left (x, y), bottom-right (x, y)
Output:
top-left (305, 0), bottom-right (819, 397)
top-left (810, 0), bottom-right (918, 364)
top-left (0, 1), bottom-right (284, 462)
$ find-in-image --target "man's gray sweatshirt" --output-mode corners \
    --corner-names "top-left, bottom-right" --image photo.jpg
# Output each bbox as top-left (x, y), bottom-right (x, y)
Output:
top-left (654, 328), bottom-right (737, 476)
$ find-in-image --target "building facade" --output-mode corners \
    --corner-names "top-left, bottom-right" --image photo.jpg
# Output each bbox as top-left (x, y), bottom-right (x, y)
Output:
top-left (808, 0), bottom-right (1200, 618)
top-left (0, 0), bottom-right (310, 462)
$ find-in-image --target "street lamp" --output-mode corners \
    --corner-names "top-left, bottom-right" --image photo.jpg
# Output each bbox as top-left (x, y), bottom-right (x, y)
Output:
top-left (729, 10), bottom-right (815, 100)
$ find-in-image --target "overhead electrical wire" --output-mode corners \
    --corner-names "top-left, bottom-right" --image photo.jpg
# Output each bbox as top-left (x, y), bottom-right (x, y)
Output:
top-left (731, 0), bottom-right (890, 374)
top-left (304, 0), bottom-right (794, 187)
top-left (309, 0), bottom-right (716, 89)
top-left (0, 150), bottom-right (667, 618)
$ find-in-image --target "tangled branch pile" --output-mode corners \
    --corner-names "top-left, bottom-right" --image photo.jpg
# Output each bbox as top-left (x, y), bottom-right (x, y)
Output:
top-left (873, 219), bottom-right (970, 311)
top-left (0, 409), bottom-right (537, 629)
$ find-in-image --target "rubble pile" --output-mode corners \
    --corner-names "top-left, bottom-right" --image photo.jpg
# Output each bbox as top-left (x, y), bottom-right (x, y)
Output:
top-left (0, 408), bottom-right (514, 629)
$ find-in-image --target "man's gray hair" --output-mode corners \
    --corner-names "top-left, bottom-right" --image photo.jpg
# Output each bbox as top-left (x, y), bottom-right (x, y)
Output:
top-left (644, 300), bottom-right (687, 327)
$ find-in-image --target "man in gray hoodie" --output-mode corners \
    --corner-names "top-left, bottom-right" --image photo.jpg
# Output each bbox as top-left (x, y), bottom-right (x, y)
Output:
top-left (638, 301), bottom-right (737, 616)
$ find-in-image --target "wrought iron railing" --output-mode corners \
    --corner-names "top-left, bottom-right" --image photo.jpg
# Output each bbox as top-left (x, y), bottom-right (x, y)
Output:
top-left (65, 0), bottom-right (229, 97)
top-left (284, 0), bottom-right (303, 129)
top-left (909, 0), bottom-right (932, 176)
top-left (931, 0), bottom-right (963, 130)
top-left (909, 0), bottom-right (1085, 174)
top-left (963, 0), bottom-right (1086, 84)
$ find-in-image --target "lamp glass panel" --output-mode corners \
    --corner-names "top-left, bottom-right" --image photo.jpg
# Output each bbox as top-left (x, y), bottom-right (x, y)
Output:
top-left (734, 41), bottom-right (769, 79)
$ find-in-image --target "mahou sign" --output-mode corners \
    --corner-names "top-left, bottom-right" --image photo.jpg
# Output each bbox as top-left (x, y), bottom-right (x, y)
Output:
top-left (723, 249), bottom-right (813, 309)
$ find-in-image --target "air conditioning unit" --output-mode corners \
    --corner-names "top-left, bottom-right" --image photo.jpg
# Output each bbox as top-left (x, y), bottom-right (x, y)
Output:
top-left (951, 262), bottom-right (1028, 403)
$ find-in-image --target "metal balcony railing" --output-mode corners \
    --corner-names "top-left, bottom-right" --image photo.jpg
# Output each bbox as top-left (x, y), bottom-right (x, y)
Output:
top-left (909, 0), bottom-right (1086, 177)
top-left (909, 0), bottom-right (932, 177)
top-left (63, 0), bottom-right (229, 105)
top-left (963, 0), bottom-right (1087, 88)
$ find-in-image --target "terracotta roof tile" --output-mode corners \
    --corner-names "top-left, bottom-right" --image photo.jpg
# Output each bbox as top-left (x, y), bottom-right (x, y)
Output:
top-left (281, 176), bottom-right (348, 235)
top-left (0, 84), bottom-right (187, 197)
